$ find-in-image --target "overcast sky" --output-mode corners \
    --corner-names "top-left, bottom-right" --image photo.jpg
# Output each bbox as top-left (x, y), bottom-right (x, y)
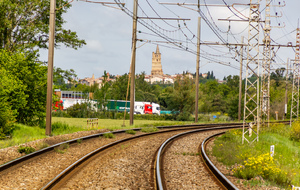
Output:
top-left (39, 0), bottom-right (299, 80)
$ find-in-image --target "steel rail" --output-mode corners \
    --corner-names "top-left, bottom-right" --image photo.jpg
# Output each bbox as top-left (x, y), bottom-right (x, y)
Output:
top-left (201, 132), bottom-right (239, 190)
top-left (41, 123), bottom-right (241, 189)
top-left (155, 125), bottom-right (242, 190)
top-left (0, 123), bottom-right (242, 173)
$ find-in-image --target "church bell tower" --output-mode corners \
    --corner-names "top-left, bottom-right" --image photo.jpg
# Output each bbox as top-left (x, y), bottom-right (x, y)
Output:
top-left (151, 45), bottom-right (163, 76)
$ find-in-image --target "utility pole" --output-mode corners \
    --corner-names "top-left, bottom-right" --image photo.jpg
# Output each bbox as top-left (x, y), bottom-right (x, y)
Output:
top-left (285, 58), bottom-right (289, 119)
top-left (195, 17), bottom-right (201, 123)
top-left (45, 0), bottom-right (56, 136)
top-left (261, 0), bottom-right (272, 126)
top-left (290, 27), bottom-right (300, 125)
top-left (238, 36), bottom-right (244, 121)
top-left (242, 1), bottom-right (260, 144)
top-left (129, 0), bottom-right (138, 125)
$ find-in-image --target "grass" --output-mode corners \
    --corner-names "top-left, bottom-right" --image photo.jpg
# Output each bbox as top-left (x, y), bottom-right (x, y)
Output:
top-left (54, 143), bottom-right (69, 154)
top-left (52, 117), bottom-right (192, 130)
top-left (103, 132), bottom-right (115, 139)
top-left (0, 124), bottom-right (47, 148)
top-left (0, 117), bottom-right (192, 149)
top-left (125, 130), bottom-right (136, 135)
top-left (141, 126), bottom-right (158, 133)
top-left (211, 123), bottom-right (300, 189)
top-left (18, 146), bottom-right (36, 154)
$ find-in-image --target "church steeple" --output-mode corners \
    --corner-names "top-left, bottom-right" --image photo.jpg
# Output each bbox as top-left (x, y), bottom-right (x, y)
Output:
top-left (156, 44), bottom-right (160, 54)
top-left (151, 45), bottom-right (163, 76)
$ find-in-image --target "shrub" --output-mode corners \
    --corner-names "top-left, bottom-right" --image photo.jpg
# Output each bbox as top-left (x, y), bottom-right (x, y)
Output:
top-left (141, 126), bottom-right (158, 133)
top-left (262, 123), bottom-right (289, 137)
top-left (126, 130), bottom-right (136, 135)
top-left (54, 143), bottom-right (69, 154)
top-left (18, 146), bottom-right (36, 154)
top-left (77, 139), bottom-right (82, 144)
top-left (232, 153), bottom-right (290, 186)
top-left (66, 103), bottom-right (100, 118)
top-left (103, 132), bottom-right (115, 138)
top-left (52, 110), bottom-right (71, 118)
top-left (0, 102), bottom-right (16, 139)
top-left (38, 142), bottom-right (49, 149)
top-left (52, 122), bottom-right (71, 131)
top-left (290, 121), bottom-right (300, 141)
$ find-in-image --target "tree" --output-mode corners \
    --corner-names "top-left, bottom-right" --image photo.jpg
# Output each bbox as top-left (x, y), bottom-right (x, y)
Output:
top-left (162, 76), bottom-right (195, 120)
top-left (108, 74), bottom-right (129, 100)
top-left (0, 0), bottom-right (86, 52)
top-left (0, 67), bottom-right (23, 138)
top-left (94, 71), bottom-right (112, 112)
top-left (53, 67), bottom-right (77, 90)
top-left (0, 49), bottom-right (47, 125)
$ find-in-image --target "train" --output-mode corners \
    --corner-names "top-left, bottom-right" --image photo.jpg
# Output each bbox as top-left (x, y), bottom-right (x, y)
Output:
top-left (107, 100), bottom-right (160, 115)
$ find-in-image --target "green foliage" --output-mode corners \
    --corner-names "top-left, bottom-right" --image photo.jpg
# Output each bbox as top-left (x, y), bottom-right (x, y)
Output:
top-left (18, 146), bottom-right (36, 154)
top-left (38, 142), bottom-right (49, 149)
top-left (103, 132), bottom-right (115, 139)
top-left (52, 110), bottom-right (71, 118)
top-left (0, 0), bottom-right (85, 51)
top-left (67, 102), bottom-right (99, 118)
top-left (0, 49), bottom-right (47, 126)
top-left (141, 126), bottom-right (158, 133)
top-left (125, 130), bottom-right (136, 135)
top-left (212, 125), bottom-right (300, 188)
top-left (180, 152), bottom-right (199, 156)
top-left (77, 139), bottom-right (82, 144)
top-left (54, 143), bottom-right (69, 154)
top-left (53, 67), bottom-right (77, 90)
top-left (233, 153), bottom-right (290, 186)
top-left (290, 121), bottom-right (300, 141)
top-left (159, 76), bottom-right (195, 117)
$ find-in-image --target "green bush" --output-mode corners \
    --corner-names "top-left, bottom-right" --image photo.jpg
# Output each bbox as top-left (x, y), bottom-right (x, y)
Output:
top-left (176, 112), bottom-right (193, 121)
top-left (233, 153), bottom-right (290, 186)
top-left (290, 121), bottom-right (300, 141)
top-left (67, 103), bottom-right (101, 118)
top-left (141, 126), bottom-right (158, 133)
top-left (40, 121), bottom-right (70, 132)
top-left (103, 132), bottom-right (115, 138)
top-left (18, 146), bottom-right (36, 154)
top-left (52, 110), bottom-right (71, 118)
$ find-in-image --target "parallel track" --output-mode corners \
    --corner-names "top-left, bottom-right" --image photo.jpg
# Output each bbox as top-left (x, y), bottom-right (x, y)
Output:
top-left (1, 121), bottom-right (289, 189)
top-left (154, 125), bottom-right (241, 190)
top-left (40, 123), bottom-right (242, 189)
top-left (0, 123), bottom-right (242, 173)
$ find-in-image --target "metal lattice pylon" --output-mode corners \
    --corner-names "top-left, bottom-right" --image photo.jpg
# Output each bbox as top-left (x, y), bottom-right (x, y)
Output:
top-left (290, 28), bottom-right (300, 124)
top-left (243, 2), bottom-right (260, 144)
top-left (261, 0), bottom-right (271, 126)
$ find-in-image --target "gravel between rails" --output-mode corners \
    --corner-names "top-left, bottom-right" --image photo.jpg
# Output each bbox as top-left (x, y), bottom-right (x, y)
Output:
top-left (0, 130), bottom-right (145, 190)
top-left (59, 130), bottom-right (195, 189)
top-left (163, 130), bottom-right (226, 190)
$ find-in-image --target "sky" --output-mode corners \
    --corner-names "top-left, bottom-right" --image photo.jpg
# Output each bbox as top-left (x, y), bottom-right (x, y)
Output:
top-left (39, 0), bottom-right (299, 80)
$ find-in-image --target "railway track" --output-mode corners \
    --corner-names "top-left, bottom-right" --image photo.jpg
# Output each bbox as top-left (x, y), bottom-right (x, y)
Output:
top-left (40, 124), bottom-right (241, 189)
top-left (0, 121), bottom-right (287, 189)
top-left (154, 126), bottom-right (240, 190)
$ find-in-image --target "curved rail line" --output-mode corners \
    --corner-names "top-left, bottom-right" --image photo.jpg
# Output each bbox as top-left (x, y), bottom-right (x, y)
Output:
top-left (0, 123), bottom-right (242, 173)
top-left (154, 125), bottom-right (242, 190)
top-left (40, 123), bottom-right (242, 189)
top-left (200, 132), bottom-right (239, 190)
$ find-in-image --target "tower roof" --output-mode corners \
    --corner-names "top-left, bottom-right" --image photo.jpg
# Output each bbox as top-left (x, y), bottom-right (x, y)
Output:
top-left (156, 45), bottom-right (160, 53)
